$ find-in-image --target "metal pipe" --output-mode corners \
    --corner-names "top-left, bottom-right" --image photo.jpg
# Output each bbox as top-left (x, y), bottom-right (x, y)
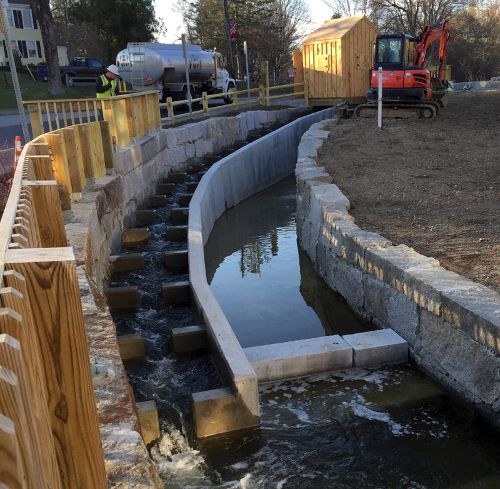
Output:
top-left (181, 34), bottom-right (192, 115)
top-left (244, 41), bottom-right (250, 98)
top-left (377, 67), bottom-right (383, 129)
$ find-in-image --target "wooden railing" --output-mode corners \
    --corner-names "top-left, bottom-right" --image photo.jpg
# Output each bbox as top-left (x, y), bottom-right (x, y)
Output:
top-left (0, 91), bottom-right (163, 488)
top-left (24, 91), bottom-right (161, 149)
top-left (161, 80), bottom-right (309, 125)
top-left (0, 134), bottom-right (108, 487)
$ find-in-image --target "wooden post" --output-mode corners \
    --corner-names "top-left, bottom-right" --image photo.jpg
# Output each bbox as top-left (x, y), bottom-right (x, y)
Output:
top-left (304, 76), bottom-right (309, 107)
top-left (166, 97), bottom-right (174, 123)
top-left (23, 181), bottom-right (67, 248)
top-left (202, 92), bottom-right (208, 115)
top-left (0, 363), bottom-right (42, 488)
top-left (4, 248), bottom-right (107, 489)
top-left (258, 85), bottom-right (265, 105)
top-left (0, 333), bottom-right (62, 489)
top-left (232, 89), bottom-right (239, 111)
top-left (59, 127), bottom-right (85, 194)
top-left (264, 61), bottom-right (270, 107)
top-left (99, 121), bottom-right (114, 170)
top-left (41, 133), bottom-right (72, 206)
top-left (105, 98), bottom-right (130, 148)
top-left (0, 414), bottom-right (25, 489)
top-left (76, 123), bottom-right (106, 180)
top-left (27, 104), bottom-right (44, 138)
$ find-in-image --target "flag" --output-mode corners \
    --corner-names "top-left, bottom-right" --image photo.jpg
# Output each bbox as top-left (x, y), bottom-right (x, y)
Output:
top-left (229, 18), bottom-right (238, 40)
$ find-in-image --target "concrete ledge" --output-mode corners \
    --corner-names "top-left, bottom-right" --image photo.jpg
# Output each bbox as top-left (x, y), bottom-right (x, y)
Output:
top-left (244, 336), bottom-right (352, 382)
top-left (295, 119), bottom-right (500, 428)
top-left (343, 329), bottom-right (408, 367)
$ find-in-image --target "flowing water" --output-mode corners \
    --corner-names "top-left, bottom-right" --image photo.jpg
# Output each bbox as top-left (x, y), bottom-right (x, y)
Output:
top-left (111, 163), bottom-right (500, 489)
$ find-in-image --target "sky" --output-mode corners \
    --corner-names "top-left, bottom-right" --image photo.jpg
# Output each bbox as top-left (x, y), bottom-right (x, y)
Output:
top-left (154, 0), bottom-right (333, 44)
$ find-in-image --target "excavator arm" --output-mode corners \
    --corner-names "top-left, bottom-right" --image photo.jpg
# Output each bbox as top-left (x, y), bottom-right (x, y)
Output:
top-left (413, 20), bottom-right (450, 81)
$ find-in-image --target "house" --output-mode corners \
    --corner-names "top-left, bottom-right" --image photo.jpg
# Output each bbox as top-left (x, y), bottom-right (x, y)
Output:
top-left (0, 0), bottom-right (45, 66)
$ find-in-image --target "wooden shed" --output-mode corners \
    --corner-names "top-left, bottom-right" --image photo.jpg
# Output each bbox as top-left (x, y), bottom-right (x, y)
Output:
top-left (302, 16), bottom-right (379, 105)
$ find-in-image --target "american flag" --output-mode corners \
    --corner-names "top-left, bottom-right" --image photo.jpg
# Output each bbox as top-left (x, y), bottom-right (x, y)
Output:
top-left (229, 18), bottom-right (238, 40)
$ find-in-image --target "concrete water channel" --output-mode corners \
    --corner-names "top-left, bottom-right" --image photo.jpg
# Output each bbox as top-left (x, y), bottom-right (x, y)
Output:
top-left (109, 133), bottom-right (500, 488)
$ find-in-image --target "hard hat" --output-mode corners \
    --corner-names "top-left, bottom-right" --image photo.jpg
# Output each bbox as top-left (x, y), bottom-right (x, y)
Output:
top-left (106, 64), bottom-right (119, 75)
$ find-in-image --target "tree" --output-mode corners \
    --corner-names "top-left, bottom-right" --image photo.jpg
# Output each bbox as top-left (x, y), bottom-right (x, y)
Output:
top-left (66, 0), bottom-right (160, 63)
top-left (180, 0), bottom-right (309, 82)
top-left (29, 0), bottom-right (64, 95)
top-left (447, 4), bottom-right (500, 80)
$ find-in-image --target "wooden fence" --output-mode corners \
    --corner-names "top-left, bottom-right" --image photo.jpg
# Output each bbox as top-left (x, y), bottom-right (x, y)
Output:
top-left (161, 79), bottom-right (309, 125)
top-left (0, 91), bottom-right (162, 488)
top-left (25, 91), bottom-right (161, 149)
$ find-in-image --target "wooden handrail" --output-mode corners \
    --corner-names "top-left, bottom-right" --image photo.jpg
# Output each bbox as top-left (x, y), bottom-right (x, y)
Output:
top-left (161, 81), bottom-right (309, 125)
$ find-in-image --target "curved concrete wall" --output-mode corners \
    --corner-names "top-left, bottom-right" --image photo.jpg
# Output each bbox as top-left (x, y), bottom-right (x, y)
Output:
top-left (188, 109), bottom-right (334, 434)
top-left (295, 120), bottom-right (500, 428)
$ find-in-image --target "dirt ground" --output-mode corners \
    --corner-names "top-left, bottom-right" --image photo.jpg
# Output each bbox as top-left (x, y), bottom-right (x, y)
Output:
top-left (318, 91), bottom-right (500, 292)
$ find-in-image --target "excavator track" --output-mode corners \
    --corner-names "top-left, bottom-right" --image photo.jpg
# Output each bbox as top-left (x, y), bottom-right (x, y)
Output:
top-left (354, 101), bottom-right (438, 119)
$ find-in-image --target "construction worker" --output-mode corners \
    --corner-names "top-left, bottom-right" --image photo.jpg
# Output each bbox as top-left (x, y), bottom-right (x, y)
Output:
top-left (96, 64), bottom-right (120, 98)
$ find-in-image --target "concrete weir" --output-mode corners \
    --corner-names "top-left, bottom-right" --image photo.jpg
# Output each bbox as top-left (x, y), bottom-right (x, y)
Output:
top-left (295, 119), bottom-right (500, 428)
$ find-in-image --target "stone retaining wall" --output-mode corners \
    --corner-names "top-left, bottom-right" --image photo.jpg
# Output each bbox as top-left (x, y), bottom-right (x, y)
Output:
top-left (64, 108), bottom-right (308, 487)
top-left (295, 119), bottom-right (500, 428)
top-left (188, 108), bottom-right (334, 436)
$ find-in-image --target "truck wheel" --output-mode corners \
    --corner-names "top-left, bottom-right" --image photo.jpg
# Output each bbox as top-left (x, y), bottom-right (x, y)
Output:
top-left (224, 83), bottom-right (235, 104)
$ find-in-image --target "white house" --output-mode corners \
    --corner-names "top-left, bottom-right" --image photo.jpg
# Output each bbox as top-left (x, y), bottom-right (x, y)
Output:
top-left (0, 0), bottom-right (45, 66)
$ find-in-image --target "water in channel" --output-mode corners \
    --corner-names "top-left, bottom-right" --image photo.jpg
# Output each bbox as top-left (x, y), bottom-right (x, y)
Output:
top-left (112, 169), bottom-right (500, 488)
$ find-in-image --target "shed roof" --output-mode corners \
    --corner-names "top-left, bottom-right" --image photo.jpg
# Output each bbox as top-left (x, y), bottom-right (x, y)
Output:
top-left (304, 16), bottom-right (367, 43)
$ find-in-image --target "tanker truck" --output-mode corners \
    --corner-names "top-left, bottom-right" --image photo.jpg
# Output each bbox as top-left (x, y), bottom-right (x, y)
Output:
top-left (116, 42), bottom-right (236, 103)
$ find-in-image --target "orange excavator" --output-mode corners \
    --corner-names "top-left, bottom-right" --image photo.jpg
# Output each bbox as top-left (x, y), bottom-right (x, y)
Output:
top-left (354, 20), bottom-right (450, 119)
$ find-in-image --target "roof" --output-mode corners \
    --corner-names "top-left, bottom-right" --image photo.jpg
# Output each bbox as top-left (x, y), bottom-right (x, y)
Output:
top-left (304, 16), bottom-right (369, 43)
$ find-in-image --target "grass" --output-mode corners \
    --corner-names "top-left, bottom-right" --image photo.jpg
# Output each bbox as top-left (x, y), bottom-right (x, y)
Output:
top-left (0, 69), bottom-right (96, 112)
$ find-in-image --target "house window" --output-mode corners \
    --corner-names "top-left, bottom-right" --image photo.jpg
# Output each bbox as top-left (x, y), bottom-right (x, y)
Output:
top-left (17, 40), bottom-right (27, 58)
top-left (13, 10), bottom-right (23, 29)
top-left (22, 9), bottom-right (33, 29)
top-left (27, 40), bottom-right (37, 58)
top-left (7, 8), bottom-right (35, 29)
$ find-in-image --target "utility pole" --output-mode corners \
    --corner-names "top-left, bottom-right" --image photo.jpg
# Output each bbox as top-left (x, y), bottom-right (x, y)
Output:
top-left (0, 0), bottom-right (30, 142)
top-left (223, 0), bottom-right (235, 77)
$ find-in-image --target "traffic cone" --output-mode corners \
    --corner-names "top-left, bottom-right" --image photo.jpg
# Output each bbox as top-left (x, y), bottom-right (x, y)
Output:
top-left (14, 135), bottom-right (22, 163)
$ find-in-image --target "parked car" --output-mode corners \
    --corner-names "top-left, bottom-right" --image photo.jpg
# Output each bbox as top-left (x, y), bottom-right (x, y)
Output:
top-left (36, 57), bottom-right (106, 86)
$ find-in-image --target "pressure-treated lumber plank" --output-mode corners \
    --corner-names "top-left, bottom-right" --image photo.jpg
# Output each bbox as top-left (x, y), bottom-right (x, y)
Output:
top-left (0, 334), bottom-right (62, 489)
top-left (4, 248), bottom-right (107, 489)
top-left (0, 365), bottom-right (41, 488)
top-left (0, 414), bottom-right (25, 489)
top-left (59, 127), bottom-right (85, 193)
top-left (22, 181), bottom-right (67, 248)
top-left (40, 133), bottom-right (72, 202)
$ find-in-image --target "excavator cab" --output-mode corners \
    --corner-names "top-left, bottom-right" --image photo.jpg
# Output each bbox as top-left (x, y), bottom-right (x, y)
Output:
top-left (374, 34), bottom-right (417, 69)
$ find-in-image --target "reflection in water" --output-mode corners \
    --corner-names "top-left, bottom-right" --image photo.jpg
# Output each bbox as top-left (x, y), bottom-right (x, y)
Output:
top-left (205, 175), bottom-right (368, 348)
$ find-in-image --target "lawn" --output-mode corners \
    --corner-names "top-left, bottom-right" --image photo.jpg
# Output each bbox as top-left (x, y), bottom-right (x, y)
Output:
top-left (0, 69), bottom-right (96, 112)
